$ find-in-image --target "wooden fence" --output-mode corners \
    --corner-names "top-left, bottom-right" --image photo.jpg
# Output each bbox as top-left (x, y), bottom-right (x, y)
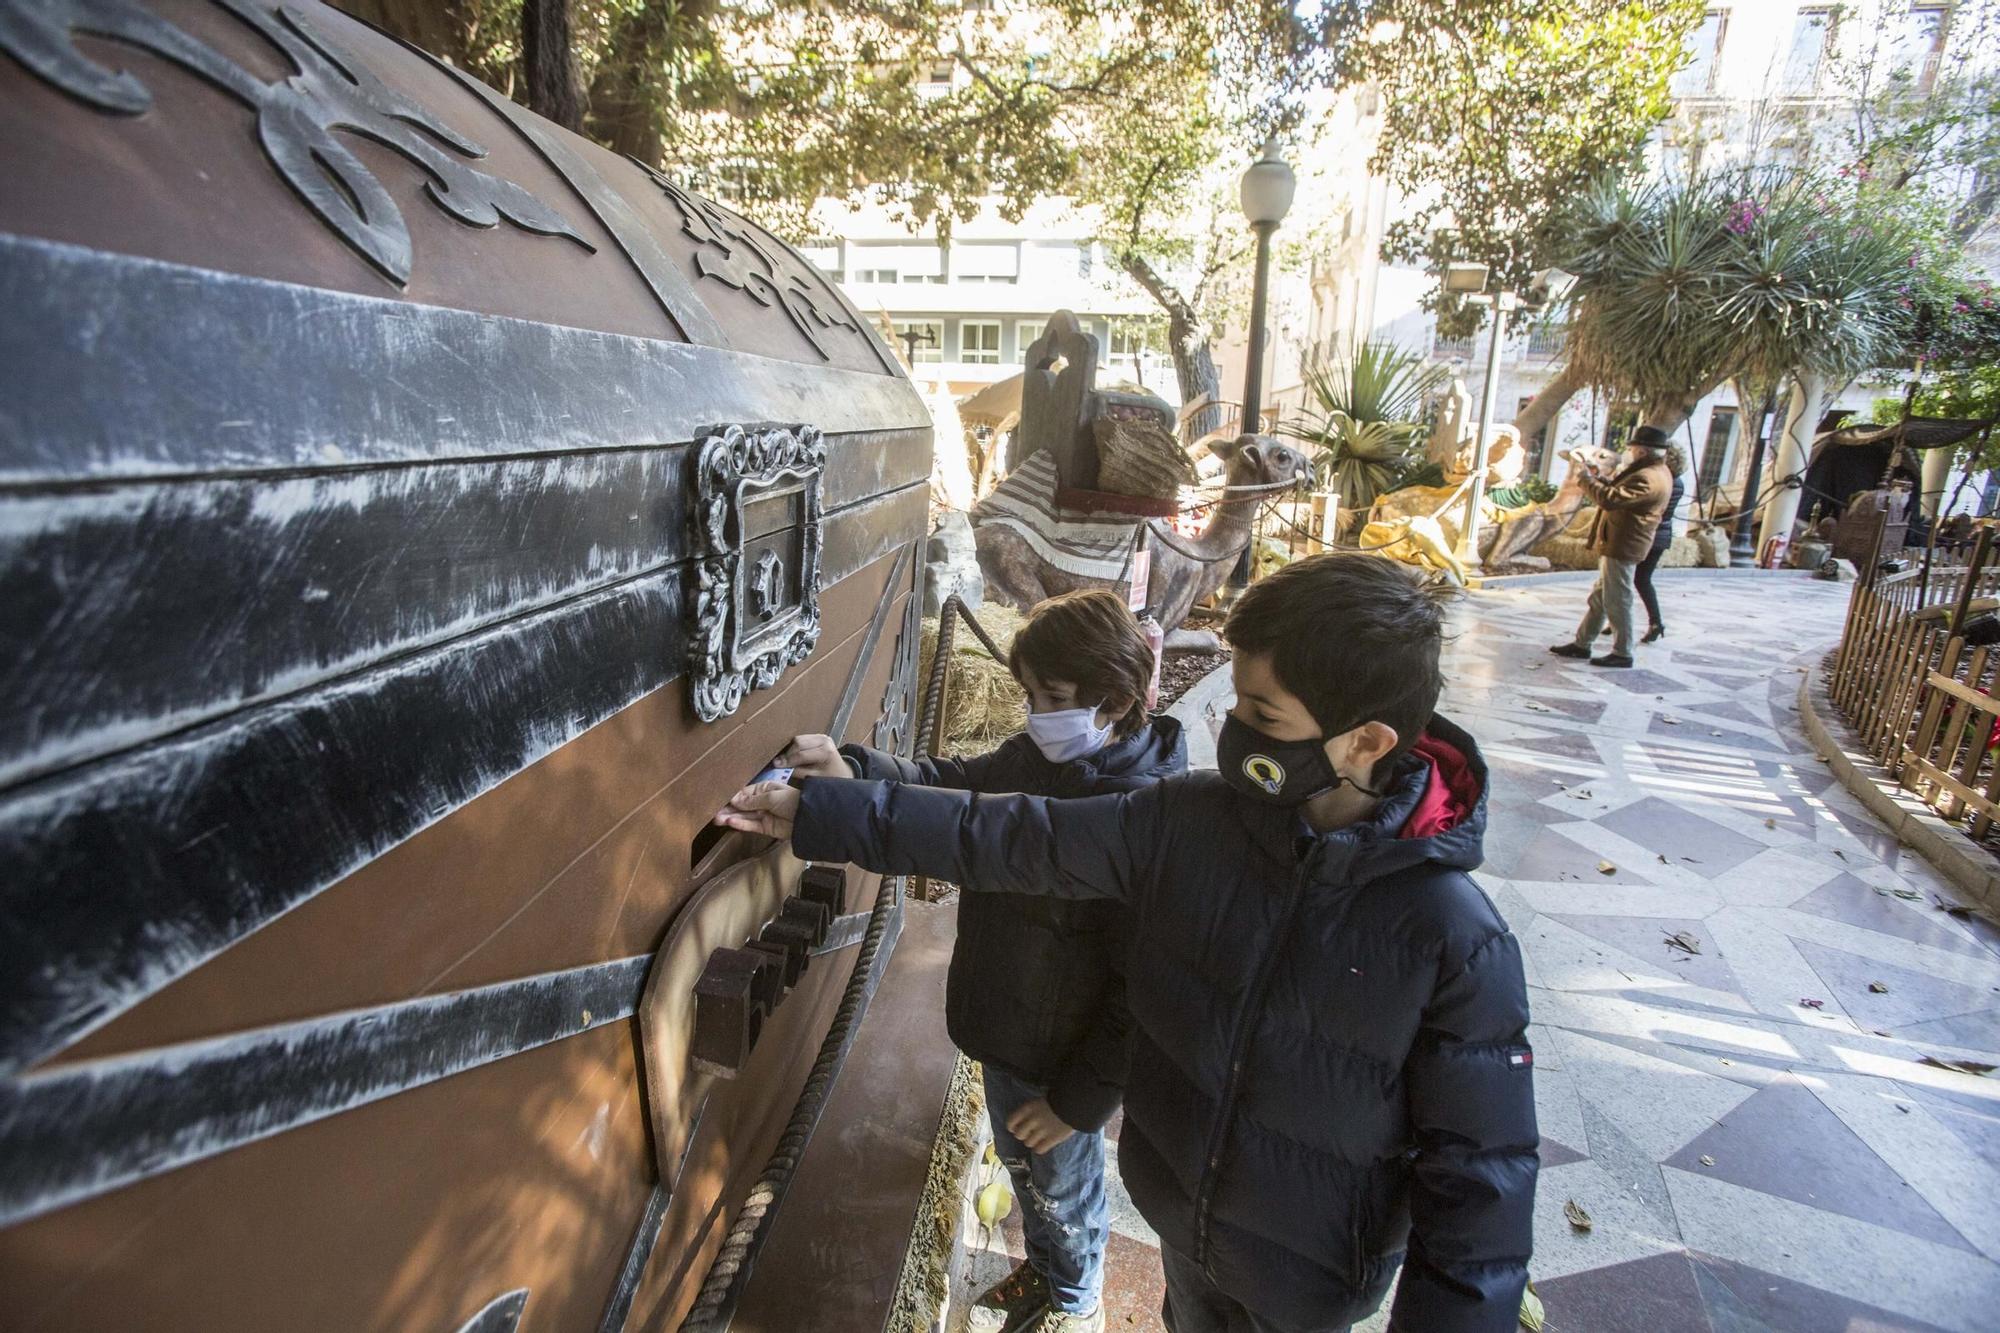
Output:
top-left (1829, 523), bottom-right (2000, 842)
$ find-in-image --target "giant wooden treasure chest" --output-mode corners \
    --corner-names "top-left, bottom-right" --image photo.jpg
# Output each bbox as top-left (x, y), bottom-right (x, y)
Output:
top-left (0, 2), bottom-right (933, 1328)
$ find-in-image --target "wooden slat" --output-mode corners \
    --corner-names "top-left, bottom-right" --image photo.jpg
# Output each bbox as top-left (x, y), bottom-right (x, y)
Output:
top-left (1950, 646), bottom-right (1994, 819)
top-left (1905, 754), bottom-right (2000, 825)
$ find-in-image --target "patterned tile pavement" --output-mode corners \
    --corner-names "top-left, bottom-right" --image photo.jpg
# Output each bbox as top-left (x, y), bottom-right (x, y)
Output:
top-left (960, 570), bottom-right (2000, 1332)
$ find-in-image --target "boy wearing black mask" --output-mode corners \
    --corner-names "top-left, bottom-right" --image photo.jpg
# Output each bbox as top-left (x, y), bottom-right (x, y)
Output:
top-left (718, 554), bottom-right (1537, 1333)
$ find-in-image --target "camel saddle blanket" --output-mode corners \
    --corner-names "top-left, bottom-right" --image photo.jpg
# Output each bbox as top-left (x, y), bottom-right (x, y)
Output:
top-left (973, 451), bottom-right (1145, 580)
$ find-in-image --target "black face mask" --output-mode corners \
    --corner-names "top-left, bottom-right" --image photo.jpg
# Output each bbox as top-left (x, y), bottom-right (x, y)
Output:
top-left (1217, 713), bottom-right (1382, 806)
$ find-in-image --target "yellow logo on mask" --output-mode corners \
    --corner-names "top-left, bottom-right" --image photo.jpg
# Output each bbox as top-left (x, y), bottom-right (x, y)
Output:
top-left (1242, 754), bottom-right (1286, 795)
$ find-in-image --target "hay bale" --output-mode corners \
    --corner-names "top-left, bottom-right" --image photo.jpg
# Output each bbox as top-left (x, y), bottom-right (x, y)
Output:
top-left (918, 603), bottom-right (1027, 755)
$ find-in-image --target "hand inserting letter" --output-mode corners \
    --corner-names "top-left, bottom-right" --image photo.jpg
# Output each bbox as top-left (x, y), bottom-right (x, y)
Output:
top-left (780, 733), bottom-right (849, 779)
top-left (714, 780), bottom-right (802, 840)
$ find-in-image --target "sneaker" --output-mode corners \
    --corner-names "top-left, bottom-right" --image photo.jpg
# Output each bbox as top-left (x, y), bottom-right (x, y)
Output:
top-left (1589, 653), bottom-right (1634, 668)
top-left (1035, 1308), bottom-right (1105, 1333)
top-left (1549, 643), bottom-right (1591, 659)
top-left (968, 1260), bottom-right (1050, 1333)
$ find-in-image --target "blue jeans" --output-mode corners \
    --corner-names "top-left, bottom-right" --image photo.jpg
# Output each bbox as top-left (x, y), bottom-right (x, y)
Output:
top-left (984, 1064), bottom-right (1109, 1313)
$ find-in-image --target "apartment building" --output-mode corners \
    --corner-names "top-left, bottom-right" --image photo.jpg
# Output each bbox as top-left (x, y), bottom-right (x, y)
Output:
top-left (804, 197), bottom-right (1175, 403)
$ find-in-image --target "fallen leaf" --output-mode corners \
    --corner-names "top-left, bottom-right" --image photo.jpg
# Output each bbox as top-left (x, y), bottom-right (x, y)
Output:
top-left (1720, 1058), bottom-right (1733, 1066)
top-left (1869, 982), bottom-right (1889, 994)
top-left (1519, 1285), bottom-right (1545, 1332)
top-left (1657, 853), bottom-right (1670, 864)
top-left (1665, 931), bottom-right (1703, 955)
top-left (1710, 730), bottom-right (1725, 737)
top-left (1800, 997), bottom-right (1826, 1009)
top-left (1891, 888), bottom-right (1923, 901)
top-left (1597, 860), bottom-right (1617, 876)
top-left (1699, 1155), bottom-right (1716, 1167)
top-left (1833, 849), bottom-right (1849, 861)
top-left (1570, 788), bottom-right (1594, 799)
top-left (1764, 818), bottom-right (1777, 829)
top-left (1919, 1056), bottom-right (1997, 1076)
top-left (1935, 896), bottom-right (1974, 918)
top-left (1525, 701), bottom-right (1553, 713)
top-left (1564, 1199), bottom-right (1593, 1232)
top-left (1662, 716), bottom-right (1681, 726)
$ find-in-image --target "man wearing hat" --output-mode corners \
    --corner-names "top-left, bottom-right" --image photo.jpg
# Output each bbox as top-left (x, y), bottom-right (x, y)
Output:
top-left (1549, 425), bottom-right (1675, 668)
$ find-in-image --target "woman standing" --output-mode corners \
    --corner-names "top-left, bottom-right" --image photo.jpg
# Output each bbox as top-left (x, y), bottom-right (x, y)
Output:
top-left (1632, 444), bottom-right (1686, 644)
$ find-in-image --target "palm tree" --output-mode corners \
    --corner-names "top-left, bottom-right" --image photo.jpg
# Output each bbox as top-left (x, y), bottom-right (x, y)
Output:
top-left (1530, 168), bottom-right (1921, 540)
top-left (1279, 340), bottom-right (1449, 512)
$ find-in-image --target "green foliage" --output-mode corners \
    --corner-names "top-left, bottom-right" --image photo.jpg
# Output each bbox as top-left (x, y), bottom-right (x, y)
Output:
top-left (1552, 170), bottom-right (1925, 427)
top-left (1279, 341), bottom-right (1449, 507)
top-left (1369, 0), bottom-right (1704, 335)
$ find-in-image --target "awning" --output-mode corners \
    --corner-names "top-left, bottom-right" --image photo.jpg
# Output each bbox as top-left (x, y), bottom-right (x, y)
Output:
top-left (1817, 416), bottom-right (1996, 452)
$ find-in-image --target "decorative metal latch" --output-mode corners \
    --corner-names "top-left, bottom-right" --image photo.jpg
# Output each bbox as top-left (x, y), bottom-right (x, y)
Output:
top-left (689, 423), bottom-right (827, 722)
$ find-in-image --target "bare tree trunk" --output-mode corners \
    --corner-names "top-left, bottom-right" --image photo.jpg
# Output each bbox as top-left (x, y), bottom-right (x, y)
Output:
top-left (522, 0), bottom-right (583, 132)
top-left (1513, 361), bottom-right (1581, 441)
top-left (1120, 251), bottom-right (1222, 440)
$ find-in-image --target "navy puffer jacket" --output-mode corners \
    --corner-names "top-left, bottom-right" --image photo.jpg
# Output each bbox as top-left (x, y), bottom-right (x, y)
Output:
top-left (797, 716), bottom-right (1536, 1332)
top-left (838, 717), bottom-right (1186, 1130)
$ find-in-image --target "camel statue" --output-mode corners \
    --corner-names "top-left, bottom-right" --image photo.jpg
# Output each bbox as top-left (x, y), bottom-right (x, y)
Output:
top-left (1484, 463), bottom-right (1592, 570)
top-left (973, 434), bottom-right (1310, 631)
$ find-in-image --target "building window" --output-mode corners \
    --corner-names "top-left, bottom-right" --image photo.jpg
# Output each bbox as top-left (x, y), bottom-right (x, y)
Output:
top-left (1077, 243), bottom-right (1095, 279)
top-left (891, 320), bottom-right (943, 364)
top-left (919, 61), bottom-right (955, 98)
top-left (959, 320), bottom-right (1001, 365)
top-left (953, 242), bottom-right (1019, 285)
top-left (849, 242), bottom-right (945, 285)
top-left (1433, 332), bottom-right (1477, 360)
top-left (1017, 320), bottom-right (1047, 363)
top-left (1108, 320), bottom-right (1164, 362)
top-left (1673, 10), bottom-right (1727, 96)
top-left (1894, 5), bottom-right (1950, 92)
top-left (1698, 407), bottom-right (1737, 500)
top-left (1784, 8), bottom-right (1833, 94)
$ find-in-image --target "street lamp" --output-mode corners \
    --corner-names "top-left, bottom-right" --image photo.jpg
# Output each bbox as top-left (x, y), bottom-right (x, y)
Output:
top-left (1238, 137), bottom-right (1296, 434)
top-left (1228, 138), bottom-right (1295, 595)
top-left (1446, 264), bottom-right (1575, 580)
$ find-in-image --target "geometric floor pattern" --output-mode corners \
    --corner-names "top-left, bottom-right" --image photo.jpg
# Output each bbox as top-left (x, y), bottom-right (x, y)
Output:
top-left (965, 571), bottom-right (2000, 1332)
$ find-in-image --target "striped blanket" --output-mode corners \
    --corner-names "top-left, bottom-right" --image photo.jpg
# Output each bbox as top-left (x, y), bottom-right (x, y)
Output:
top-left (971, 451), bottom-right (1145, 581)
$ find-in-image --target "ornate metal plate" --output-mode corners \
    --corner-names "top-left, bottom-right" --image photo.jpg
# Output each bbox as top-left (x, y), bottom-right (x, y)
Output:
top-left (690, 423), bottom-right (826, 721)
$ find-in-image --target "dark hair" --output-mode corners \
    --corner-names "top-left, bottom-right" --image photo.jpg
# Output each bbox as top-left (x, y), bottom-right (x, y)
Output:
top-left (1225, 553), bottom-right (1447, 766)
top-left (1009, 590), bottom-right (1155, 739)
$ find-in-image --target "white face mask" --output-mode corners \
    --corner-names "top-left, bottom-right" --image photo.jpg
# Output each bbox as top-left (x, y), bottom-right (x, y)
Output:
top-left (1024, 706), bottom-right (1115, 763)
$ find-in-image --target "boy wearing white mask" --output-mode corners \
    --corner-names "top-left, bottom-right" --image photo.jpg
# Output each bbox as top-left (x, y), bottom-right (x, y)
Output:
top-left (778, 589), bottom-right (1185, 1333)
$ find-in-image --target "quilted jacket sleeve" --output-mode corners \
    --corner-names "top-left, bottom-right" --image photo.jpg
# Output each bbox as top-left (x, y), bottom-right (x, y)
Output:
top-left (838, 742), bottom-right (997, 792)
top-left (794, 777), bottom-right (1163, 902)
top-left (1389, 925), bottom-right (1539, 1333)
top-left (1043, 924), bottom-right (1132, 1132)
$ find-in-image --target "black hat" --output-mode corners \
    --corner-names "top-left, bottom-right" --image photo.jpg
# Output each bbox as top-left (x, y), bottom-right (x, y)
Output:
top-left (1630, 425), bottom-right (1671, 450)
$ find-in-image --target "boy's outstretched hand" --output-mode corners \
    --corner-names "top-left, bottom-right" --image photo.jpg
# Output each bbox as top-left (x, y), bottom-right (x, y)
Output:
top-left (715, 780), bottom-right (802, 840)
top-left (780, 733), bottom-right (849, 779)
top-left (1005, 1098), bottom-right (1076, 1154)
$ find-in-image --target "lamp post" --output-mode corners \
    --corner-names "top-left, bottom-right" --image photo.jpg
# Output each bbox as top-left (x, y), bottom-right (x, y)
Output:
top-left (1227, 138), bottom-right (1296, 595)
top-left (1443, 264), bottom-right (1576, 580)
